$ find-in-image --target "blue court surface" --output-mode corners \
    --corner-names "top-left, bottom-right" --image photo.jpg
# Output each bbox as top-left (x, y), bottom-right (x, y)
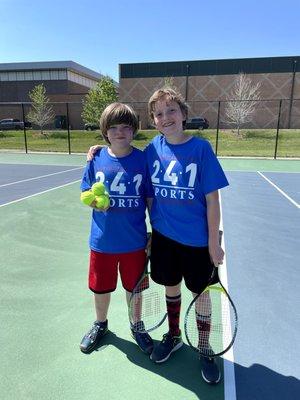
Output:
top-left (0, 153), bottom-right (299, 400)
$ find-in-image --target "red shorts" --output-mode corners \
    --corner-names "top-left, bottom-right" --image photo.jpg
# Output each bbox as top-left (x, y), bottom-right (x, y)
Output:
top-left (88, 249), bottom-right (146, 294)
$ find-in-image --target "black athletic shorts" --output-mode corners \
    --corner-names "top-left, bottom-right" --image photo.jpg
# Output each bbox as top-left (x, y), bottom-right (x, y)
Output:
top-left (150, 229), bottom-right (217, 294)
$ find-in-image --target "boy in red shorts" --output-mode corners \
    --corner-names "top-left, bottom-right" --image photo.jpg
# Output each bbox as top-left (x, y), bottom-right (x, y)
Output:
top-left (80, 103), bottom-right (153, 355)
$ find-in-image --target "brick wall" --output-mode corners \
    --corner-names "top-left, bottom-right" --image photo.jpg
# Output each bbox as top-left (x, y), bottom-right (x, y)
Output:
top-left (119, 72), bottom-right (300, 129)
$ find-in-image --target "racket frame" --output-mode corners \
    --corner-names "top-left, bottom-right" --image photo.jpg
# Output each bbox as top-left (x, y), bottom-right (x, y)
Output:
top-left (128, 233), bottom-right (167, 333)
top-left (184, 231), bottom-right (238, 357)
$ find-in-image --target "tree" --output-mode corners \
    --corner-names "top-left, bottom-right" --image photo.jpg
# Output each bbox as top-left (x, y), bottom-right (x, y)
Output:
top-left (81, 76), bottom-right (118, 126)
top-left (225, 73), bottom-right (261, 136)
top-left (27, 84), bottom-right (54, 136)
top-left (163, 76), bottom-right (177, 90)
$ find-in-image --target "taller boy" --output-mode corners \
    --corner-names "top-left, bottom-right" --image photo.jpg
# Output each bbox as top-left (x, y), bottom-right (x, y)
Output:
top-left (145, 88), bottom-right (229, 384)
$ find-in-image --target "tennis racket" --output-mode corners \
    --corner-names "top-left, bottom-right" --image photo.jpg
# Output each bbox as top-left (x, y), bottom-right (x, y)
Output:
top-left (128, 233), bottom-right (167, 333)
top-left (184, 231), bottom-right (238, 357)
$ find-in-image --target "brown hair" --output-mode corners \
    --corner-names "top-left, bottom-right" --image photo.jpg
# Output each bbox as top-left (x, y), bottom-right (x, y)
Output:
top-left (148, 87), bottom-right (188, 125)
top-left (100, 102), bottom-right (139, 143)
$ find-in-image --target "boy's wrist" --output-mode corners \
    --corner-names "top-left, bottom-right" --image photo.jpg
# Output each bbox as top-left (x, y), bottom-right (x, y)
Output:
top-left (208, 232), bottom-right (219, 245)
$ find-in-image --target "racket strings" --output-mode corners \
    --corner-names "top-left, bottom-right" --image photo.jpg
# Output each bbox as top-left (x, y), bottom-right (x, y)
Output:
top-left (129, 277), bottom-right (165, 332)
top-left (196, 313), bottom-right (212, 356)
top-left (186, 286), bottom-right (236, 356)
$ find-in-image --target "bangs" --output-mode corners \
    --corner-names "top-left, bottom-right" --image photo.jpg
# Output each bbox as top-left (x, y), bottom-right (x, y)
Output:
top-left (107, 106), bottom-right (136, 127)
top-left (100, 102), bottom-right (138, 142)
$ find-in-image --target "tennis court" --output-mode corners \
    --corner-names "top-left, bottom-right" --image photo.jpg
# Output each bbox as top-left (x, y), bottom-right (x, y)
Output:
top-left (0, 152), bottom-right (299, 400)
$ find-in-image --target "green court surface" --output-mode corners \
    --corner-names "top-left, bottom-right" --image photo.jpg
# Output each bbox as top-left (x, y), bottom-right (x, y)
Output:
top-left (220, 157), bottom-right (300, 172)
top-left (0, 167), bottom-right (222, 400)
top-left (1, 152), bottom-right (299, 400)
top-left (0, 151), bottom-right (299, 171)
top-left (0, 152), bottom-right (86, 166)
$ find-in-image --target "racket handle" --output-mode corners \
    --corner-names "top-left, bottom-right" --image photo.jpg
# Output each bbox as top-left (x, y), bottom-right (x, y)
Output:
top-left (209, 231), bottom-right (223, 279)
top-left (146, 232), bottom-right (152, 257)
top-left (219, 230), bottom-right (223, 245)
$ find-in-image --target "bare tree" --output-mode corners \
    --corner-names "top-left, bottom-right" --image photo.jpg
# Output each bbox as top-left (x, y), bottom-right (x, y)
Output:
top-left (225, 73), bottom-right (261, 136)
top-left (27, 84), bottom-right (54, 136)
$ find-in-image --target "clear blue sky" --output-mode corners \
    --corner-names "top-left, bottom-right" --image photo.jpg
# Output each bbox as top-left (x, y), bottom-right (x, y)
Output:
top-left (1, 0), bottom-right (299, 81)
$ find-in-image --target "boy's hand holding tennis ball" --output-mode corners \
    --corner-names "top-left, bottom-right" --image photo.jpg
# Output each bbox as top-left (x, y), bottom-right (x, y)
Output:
top-left (80, 182), bottom-right (110, 211)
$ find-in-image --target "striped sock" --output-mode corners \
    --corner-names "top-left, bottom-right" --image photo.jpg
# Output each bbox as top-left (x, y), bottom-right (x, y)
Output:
top-left (196, 313), bottom-right (211, 348)
top-left (166, 294), bottom-right (181, 336)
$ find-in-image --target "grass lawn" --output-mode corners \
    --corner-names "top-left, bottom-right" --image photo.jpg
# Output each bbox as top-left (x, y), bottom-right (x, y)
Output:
top-left (0, 129), bottom-right (299, 158)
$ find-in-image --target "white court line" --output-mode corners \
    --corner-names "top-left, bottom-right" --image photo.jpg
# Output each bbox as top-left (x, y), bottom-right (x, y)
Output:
top-left (257, 171), bottom-right (300, 208)
top-left (220, 195), bottom-right (237, 400)
top-left (0, 166), bottom-right (84, 188)
top-left (0, 179), bottom-right (81, 208)
top-left (225, 169), bottom-right (300, 174)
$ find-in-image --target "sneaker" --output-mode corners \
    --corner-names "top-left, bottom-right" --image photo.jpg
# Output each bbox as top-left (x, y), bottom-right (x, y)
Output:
top-left (150, 331), bottom-right (183, 363)
top-left (200, 355), bottom-right (221, 384)
top-left (80, 321), bottom-right (108, 354)
top-left (131, 321), bottom-right (154, 355)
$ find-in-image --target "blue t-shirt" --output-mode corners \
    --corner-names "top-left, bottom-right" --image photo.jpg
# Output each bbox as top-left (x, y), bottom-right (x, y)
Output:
top-left (144, 135), bottom-right (229, 247)
top-left (81, 147), bottom-right (153, 253)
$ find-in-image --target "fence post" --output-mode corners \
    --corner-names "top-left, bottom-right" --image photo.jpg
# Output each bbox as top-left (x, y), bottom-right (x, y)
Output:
top-left (21, 103), bottom-right (28, 154)
top-left (287, 60), bottom-right (297, 129)
top-left (274, 99), bottom-right (282, 159)
top-left (185, 64), bottom-right (190, 101)
top-left (66, 103), bottom-right (71, 154)
top-left (215, 101), bottom-right (221, 156)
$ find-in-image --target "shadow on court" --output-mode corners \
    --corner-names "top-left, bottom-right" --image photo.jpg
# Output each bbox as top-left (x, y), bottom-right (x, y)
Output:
top-left (234, 363), bottom-right (300, 400)
top-left (85, 331), bottom-right (300, 400)
top-left (84, 331), bottom-right (221, 399)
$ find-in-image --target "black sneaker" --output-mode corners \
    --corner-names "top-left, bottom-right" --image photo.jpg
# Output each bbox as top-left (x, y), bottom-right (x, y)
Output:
top-left (200, 355), bottom-right (221, 384)
top-left (131, 321), bottom-right (154, 355)
top-left (80, 321), bottom-right (108, 354)
top-left (150, 331), bottom-right (183, 363)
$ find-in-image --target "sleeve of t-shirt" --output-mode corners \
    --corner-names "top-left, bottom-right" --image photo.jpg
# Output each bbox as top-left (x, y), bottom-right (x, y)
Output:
top-left (80, 161), bottom-right (96, 192)
top-left (200, 141), bottom-right (229, 195)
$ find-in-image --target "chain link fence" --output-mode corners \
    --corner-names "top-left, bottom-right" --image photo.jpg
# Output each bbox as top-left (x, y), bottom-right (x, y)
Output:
top-left (0, 100), bottom-right (299, 157)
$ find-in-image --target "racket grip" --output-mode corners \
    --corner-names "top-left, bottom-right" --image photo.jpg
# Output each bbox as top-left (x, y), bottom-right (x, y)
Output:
top-left (146, 232), bottom-right (152, 257)
top-left (219, 230), bottom-right (223, 245)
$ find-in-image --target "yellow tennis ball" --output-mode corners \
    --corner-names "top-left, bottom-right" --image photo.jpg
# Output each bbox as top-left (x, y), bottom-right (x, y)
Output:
top-left (80, 191), bottom-right (96, 206)
top-left (92, 182), bottom-right (106, 196)
top-left (95, 195), bottom-right (110, 209)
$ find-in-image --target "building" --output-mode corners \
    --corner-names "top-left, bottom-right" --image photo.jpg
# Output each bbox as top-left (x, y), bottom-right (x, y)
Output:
top-left (0, 61), bottom-right (103, 129)
top-left (119, 56), bottom-right (300, 129)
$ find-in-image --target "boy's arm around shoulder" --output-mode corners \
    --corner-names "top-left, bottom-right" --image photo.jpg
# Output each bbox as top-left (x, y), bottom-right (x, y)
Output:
top-left (87, 145), bottom-right (106, 162)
